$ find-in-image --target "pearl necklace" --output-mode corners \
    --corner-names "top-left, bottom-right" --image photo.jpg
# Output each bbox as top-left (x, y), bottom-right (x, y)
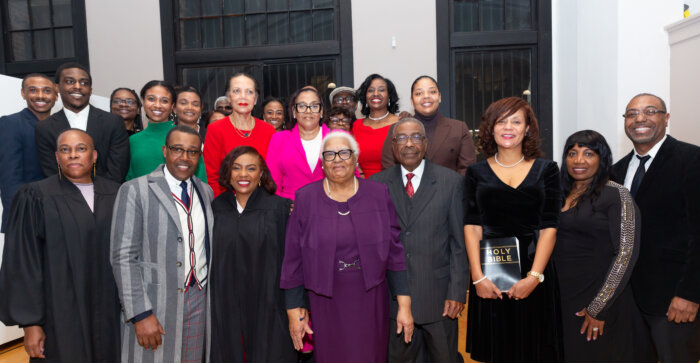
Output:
top-left (368, 111), bottom-right (390, 121)
top-left (494, 152), bottom-right (525, 168)
top-left (325, 177), bottom-right (357, 215)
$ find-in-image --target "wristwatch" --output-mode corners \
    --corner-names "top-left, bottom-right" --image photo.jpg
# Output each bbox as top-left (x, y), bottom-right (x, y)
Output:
top-left (527, 270), bottom-right (544, 283)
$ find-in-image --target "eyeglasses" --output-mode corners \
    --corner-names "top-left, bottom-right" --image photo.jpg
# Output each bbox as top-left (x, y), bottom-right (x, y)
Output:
top-left (393, 134), bottom-right (426, 145)
top-left (112, 98), bottom-right (137, 106)
top-left (322, 149), bottom-right (354, 161)
top-left (295, 103), bottom-right (322, 113)
top-left (328, 117), bottom-right (352, 126)
top-left (216, 105), bottom-right (233, 111)
top-left (166, 145), bottom-right (201, 158)
top-left (333, 96), bottom-right (355, 104)
top-left (623, 107), bottom-right (666, 119)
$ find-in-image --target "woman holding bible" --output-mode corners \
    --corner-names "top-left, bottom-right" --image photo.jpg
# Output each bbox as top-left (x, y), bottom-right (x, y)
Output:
top-left (463, 97), bottom-right (563, 363)
top-left (553, 130), bottom-right (642, 363)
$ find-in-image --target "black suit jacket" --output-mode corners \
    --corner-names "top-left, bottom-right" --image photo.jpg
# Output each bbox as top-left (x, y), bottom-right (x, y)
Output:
top-left (371, 160), bottom-right (469, 324)
top-left (35, 106), bottom-right (130, 183)
top-left (611, 136), bottom-right (700, 315)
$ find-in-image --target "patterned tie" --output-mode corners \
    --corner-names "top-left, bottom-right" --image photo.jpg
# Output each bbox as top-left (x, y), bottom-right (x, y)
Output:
top-left (630, 155), bottom-right (651, 198)
top-left (405, 173), bottom-right (415, 198)
top-left (180, 180), bottom-right (190, 209)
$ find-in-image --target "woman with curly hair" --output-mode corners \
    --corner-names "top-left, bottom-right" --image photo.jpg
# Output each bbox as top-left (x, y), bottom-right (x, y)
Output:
top-left (463, 96), bottom-right (564, 362)
top-left (352, 74), bottom-right (400, 178)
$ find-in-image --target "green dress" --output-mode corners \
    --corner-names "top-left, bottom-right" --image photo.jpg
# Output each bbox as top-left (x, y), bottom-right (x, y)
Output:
top-left (125, 120), bottom-right (207, 182)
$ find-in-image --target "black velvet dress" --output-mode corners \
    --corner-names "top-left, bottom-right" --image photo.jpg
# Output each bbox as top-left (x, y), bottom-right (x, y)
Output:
top-left (210, 188), bottom-right (297, 363)
top-left (463, 159), bottom-right (564, 363)
top-left (553, 182), bottom-right (642, 363)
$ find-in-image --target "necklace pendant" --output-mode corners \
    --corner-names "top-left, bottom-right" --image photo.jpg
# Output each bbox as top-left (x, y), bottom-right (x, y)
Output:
top-left (337, 210), bottom-right (350, 216)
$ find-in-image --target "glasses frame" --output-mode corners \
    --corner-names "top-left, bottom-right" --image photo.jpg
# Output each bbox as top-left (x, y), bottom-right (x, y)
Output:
top-left (112, 98), bottom-right (137, 106)
top-left (166, 144), bottom-right (201, 158)
top-left (623, 107), bottom-right (667, 119)
top-left (295, 103), bottom-right (322, 113)
top-left (393, 134), bottom-right (426, 145)
top-left (322, 148), bottom-right (354, 161)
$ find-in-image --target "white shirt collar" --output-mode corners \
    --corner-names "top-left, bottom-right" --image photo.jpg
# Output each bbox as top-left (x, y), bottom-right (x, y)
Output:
top-left (400, 159), bottom-right (426, 191)
top-left (63, 105), bottom-right (90, 131)
top-left (634, 134), bottom-right (667, 159)
top-left (162, 165), bottom-right (191, 197)
top-left (623, 134), bottom-right (668, 189)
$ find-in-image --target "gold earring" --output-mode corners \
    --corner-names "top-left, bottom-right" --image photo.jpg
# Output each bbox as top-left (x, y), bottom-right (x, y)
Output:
top-left (57, 164), bottom-right (62, 180)
top-left (92, 163), bottom-right (96, 178)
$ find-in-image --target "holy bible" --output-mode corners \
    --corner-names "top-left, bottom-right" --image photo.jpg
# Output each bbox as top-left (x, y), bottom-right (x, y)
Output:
top-left (480, 237), bottom-right (521, 291)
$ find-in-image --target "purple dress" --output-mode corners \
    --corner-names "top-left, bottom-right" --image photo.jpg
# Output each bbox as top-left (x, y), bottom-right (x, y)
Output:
top-left (280, 179), bottom-right (406, 363)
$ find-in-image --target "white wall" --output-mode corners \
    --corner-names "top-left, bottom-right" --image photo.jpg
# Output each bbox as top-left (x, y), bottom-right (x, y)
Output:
top-left (666, 13), bottom-right (700, 146)
top-left (552, 0), bottom-right (683, 163)
top-left (85, 0), bottom-right (165, 98)
top-left (350, 0), bottom-right (438, 113)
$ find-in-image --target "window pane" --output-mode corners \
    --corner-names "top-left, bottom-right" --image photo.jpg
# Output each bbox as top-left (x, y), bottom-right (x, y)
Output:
top-left (312, 9), bottom-right (333, 41)
top-left (7, 0), bottom-right (30, 30)
top-left (180, 19), bottom-right (202, 49)
top-left (182, 64), bottom-right (256, 111)
top-left (223, 0), bottom-right (244, 14)
top-left (290, 0), bottom-right (310, 10)
top-left (245, 14), bottom-right (266, 45)
top-left (312, 0), bottom-right (333, 8)
top-left (290, 11), bottom-right (311, 42)
top-left (454, 0), bottom-right (478, 32)
top-left (245, 0), bottom-right (265, 12)
top-left (52, 0), bottom-right (72, 27)
top-left (223, 16), bottom-right (245, 47)
top-left (481, 0), bottom-right (504, 31)
top-left (263, 59), bottom-right (335, 99)
top-left (179, 0), bottom-right (200, 17)
top-left (11, 31), bottom-right (32, 61)
top-left (454, 48), bottom-right (532, 130)
top-left (33, 29), bottom-right (54, 59)
top-left (268, 13), bottom-right (288, 44)
top-left (267, 0), bottom-right (287, 11)
top-left (202, 18), bottom-right (222, 48)
top-left (202, 0), bottom-right (221, 16)
top-left (505, 0), bottom-right (531, 30)
top-left (30, 0), bottom-right (52, 28)
top-left (55, 28), bottom-right (74, 58)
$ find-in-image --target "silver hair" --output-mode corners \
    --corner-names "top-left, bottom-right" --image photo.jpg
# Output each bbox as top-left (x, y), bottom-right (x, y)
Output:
top-left (321, 131), bottom-right (360, 160)
top-left (215, 96), bottom-right (229, 105)
top-left (392, 117), bottom-right (426, 137)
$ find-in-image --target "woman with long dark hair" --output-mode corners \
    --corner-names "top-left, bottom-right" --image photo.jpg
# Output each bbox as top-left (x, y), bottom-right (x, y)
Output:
top-left (553, 130), bottom-right (642, 363)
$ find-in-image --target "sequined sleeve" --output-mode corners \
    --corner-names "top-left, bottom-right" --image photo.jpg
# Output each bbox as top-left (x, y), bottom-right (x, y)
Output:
top-left (586, 181), bottom-right (641, 319)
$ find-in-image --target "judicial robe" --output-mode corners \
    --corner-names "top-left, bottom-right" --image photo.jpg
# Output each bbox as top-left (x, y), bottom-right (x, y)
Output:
top-left (210, 188), bottom-right (297, 363)
top-left (0, 175), bottom-right (121, 363)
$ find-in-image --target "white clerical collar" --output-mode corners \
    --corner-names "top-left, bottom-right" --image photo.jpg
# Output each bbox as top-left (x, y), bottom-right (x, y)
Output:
top-left (634, 134), bottom-right (667, 159)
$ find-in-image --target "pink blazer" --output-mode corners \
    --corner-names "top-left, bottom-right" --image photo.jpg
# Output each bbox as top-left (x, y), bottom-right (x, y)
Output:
top-left (267, 124), bottom-right (330, 200)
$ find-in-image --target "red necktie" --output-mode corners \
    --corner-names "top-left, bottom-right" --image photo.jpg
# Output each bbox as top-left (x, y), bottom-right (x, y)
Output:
top-left (406, 173), bottom-right (415, 198)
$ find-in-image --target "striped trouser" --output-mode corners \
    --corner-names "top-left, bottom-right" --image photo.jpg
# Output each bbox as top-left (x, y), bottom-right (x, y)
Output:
top-left (182, 285), bottom-right (207, 363)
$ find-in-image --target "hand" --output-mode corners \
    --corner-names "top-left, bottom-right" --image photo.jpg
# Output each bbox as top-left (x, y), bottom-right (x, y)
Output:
top-left (396, 305), bottom-right (414, 343)
top-left (287, 308), bottom-right (313, 351)
top-left (473, 277), bottom-right (503, 300)
top-left (506, 276), bottom-right (539, 300)
top-left (289, 203), bottom-right (294, 214)
top-left (134, 314), bottom-right (165, 350)
top-left (23, 325), bottom-right (46, 358)
top-left (576, 308), bottom-right (605, 341)
top-left (442, 299), bottom-right (464, 319)
top-left (666, 296), bottom-right (699, 323)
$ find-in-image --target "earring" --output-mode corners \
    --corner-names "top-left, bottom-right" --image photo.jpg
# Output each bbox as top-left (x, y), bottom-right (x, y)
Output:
top-left (258, 180), bottom-right (261, 187)
top-left (92, 163), bottom-right (96, 178)
top-left (57, 164), bottom-right (62, 180)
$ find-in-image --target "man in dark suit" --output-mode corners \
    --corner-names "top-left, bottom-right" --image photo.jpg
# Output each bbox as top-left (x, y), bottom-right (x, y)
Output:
top-left (612, 93), bottom-right (700, 363)
top-left (372, 117), bottom-right (469, 363)
top-left (35, 62), bottom-right (129, 183)
top-left (0, 73), bottom-right (57, 232)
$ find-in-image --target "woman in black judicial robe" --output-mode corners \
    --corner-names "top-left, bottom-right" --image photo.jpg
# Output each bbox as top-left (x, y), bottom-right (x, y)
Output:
top-left (0, 129), bottom-right (121, 362)
top-left (210, 146), bottom-right (297, 363)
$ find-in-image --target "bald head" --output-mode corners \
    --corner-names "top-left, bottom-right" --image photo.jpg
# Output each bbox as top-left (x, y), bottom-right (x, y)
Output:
top-left (56, 128), bottom-right (94, 150)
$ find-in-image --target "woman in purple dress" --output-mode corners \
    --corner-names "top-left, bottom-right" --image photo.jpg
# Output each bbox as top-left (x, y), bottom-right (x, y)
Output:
top-left (280, 131), bottom-right (414, 363)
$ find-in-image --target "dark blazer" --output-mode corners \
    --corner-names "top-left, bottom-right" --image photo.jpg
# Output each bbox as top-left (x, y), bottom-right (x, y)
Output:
top-left (611, 135), bottom-right (700, 315)
top-left (280, 178), bottom-right (406, 297)
top-left (371, 160), bottom-right (469, 324)
top-left (0, 108), bottom-right (45, 232)
top-left (35, 106), bottom-right (130, 183)
top-left (380, 113), bottom-right (476, 175)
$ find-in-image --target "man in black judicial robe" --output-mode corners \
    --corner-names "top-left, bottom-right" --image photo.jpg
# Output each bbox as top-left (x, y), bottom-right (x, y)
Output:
top-left (0, 132), bottom-right (121, 362)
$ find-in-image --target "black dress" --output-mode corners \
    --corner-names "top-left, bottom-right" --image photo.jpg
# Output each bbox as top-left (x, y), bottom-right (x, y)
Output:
top-left (463, 159), bottom-right (564, 363)
top-left (209, 188), bottom-right (297, 363)
top-left (553, 182), bottom-right (642, 363)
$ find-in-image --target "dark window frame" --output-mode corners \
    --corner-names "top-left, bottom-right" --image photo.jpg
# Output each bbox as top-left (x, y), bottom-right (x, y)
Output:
top-left (436, 0), bottom-right (553, 157)
top-left (159, 0), bottom-right (353, 96)
top-left (0, 0), bottom-right (89, 76)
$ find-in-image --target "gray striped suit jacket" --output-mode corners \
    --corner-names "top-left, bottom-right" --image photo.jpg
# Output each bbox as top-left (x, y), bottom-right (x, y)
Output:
top-left (110, 165), bottom-right (214, 363)
top-left (371, 160), bottom-right (469, 324)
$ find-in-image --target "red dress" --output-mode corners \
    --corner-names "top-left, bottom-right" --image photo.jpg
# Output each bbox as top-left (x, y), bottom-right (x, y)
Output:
top-left (203, 117), bottom-right (276, 196)
top-left (352, 119), bottom-right (392, 178)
